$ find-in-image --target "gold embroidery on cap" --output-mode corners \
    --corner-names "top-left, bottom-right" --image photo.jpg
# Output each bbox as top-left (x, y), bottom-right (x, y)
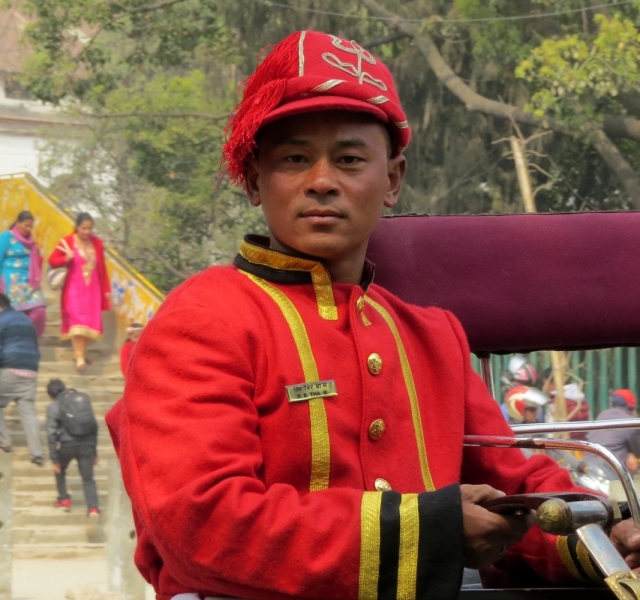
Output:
top-left (312, 79), bottom-right (347, 93)
top-left (367, 96), bottom-right (390, 105)
top-left (299, 30), bottom-right (307, 77)
top-left (322, 35), bottom-right (388, 91)
top-left (394, 120), bottom-right (409, 129)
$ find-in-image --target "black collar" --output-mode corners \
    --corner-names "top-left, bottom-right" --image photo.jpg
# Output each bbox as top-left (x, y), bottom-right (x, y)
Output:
top-left (233, 235), bottom-right (375, 290)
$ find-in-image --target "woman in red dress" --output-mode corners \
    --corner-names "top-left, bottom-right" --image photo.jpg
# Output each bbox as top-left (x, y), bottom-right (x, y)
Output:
top-left (49, 213), bottom-right (111, 371)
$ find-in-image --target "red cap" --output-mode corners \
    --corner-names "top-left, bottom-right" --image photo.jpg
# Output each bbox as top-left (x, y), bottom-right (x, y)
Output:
top-left (613, 389), bottom-right (637, 409)
top-left (222, 31), bottom-right (411, 185)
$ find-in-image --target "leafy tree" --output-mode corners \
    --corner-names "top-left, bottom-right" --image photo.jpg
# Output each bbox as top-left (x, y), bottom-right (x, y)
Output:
top-left (17, 0), bottom-right (640, 291)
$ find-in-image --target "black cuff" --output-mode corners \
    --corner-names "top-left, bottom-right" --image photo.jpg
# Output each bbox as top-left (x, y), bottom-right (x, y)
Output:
top-left (416, 483), bottom-right (464, 600)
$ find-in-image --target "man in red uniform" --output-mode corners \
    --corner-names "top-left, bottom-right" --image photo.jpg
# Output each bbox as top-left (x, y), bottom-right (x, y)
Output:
top-left (107, 31), bottom-right (640, 600)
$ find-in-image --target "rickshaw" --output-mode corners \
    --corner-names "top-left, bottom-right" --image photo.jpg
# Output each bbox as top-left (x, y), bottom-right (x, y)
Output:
top-left (368, 210), bottom-right (640, 600)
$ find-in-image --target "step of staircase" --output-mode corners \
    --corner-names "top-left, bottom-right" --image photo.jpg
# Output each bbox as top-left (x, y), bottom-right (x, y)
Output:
top-left (5, 283), bottom-right (124, 558)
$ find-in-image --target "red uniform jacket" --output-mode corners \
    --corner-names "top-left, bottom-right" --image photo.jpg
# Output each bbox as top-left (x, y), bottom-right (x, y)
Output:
top-left (49, 234), bottom-right (111, 313)
top-left (107, 236), bottom-right (599, 600)
top-left (120, 339), bottom-right (136, 378)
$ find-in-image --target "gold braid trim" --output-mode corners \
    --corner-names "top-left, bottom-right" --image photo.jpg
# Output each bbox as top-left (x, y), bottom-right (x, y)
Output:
top-left (397, 494), bottom-right (420, 600)
top-left (556, 536), bottom-right (587, 583)
top-left (298, 30), bottom-right (306, 76)
top-left (364, 297), bottom-right (435, 491)
top-left (243, 273), bottom-right (331, 491)
top-left (240, 240), bottom-right (338, 320)
top-left (576, 541), bottom-right (604, 584)
top-left (359, 492), bottom-right (382, 600)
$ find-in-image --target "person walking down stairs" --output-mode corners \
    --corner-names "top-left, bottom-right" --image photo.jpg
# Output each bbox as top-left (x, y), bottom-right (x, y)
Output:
top-left (0, 292), bottom-right (44, 465)
top-left (45, 379), bottom-right (100, 526)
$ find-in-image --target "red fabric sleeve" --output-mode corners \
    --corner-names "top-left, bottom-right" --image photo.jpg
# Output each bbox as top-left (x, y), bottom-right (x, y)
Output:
top-left (93, 237), bottom-right (111, 310)
top-left (117, 287), bottom-right (365, 600)
top-left (120, 341), bottom-right (134, 378)
top-left (445, 312), bottom-right (582, 585)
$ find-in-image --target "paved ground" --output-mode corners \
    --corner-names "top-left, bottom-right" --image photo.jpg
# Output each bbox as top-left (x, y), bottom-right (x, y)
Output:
top-left (12, 558), bottom-right (154, 600)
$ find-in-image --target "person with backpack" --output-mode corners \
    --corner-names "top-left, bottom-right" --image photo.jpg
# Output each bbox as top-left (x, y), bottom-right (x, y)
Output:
top-left (45, 378), bottom-right (99, 518)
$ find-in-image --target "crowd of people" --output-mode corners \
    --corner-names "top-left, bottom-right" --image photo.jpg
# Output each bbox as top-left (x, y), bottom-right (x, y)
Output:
top-left (0, 209), bottom-right (141, 523)
top-left (501, 354), bottom-right (640, 474)
top-left (0, 210), bottom-right (111, 370)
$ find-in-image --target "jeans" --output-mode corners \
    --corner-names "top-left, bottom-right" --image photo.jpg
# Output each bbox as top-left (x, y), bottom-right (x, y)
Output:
top-left (55, 444), bottom-right (98, 510)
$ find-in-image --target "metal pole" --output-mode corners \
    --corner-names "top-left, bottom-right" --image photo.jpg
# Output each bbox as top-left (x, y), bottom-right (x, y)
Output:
top-left (479, 355), bottom-right (496, 400)
top-left (464, 434), bottom-right (640, 523)
top-left (0, 452), bottom-right (11, 600)
top-left (107, 459), bottom-right (146, 600)
top-left (512, 417), bottom-right (640, 435)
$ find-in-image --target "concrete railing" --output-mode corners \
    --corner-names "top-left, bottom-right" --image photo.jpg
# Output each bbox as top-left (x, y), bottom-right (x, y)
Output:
top-left (0, 172), bottom-right (164, 345)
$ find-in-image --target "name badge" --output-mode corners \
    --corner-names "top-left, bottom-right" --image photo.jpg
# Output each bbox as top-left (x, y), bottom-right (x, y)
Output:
top-left (286, 380), bottom-right (338, 403)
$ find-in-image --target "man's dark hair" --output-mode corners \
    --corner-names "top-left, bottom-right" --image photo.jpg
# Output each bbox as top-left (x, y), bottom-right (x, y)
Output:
top-left (47, 379), bottom-right (66, 399)
top-left (0, 294), bottom-right (11, 309)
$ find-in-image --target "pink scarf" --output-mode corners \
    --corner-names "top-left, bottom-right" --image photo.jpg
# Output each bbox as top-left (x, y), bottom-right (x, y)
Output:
top-left (11, 227), bottom-right (42, 289)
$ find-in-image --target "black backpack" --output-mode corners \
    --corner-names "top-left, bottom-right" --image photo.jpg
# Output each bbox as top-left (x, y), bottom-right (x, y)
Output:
top-left (58, 389), bottom-right (98, 437)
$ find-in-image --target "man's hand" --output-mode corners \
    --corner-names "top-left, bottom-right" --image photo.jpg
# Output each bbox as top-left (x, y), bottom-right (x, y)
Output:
top-left (52, 463), bottom-right (61, 474)
top-left (610, 519), bottom-right (640, 570)
top-left (462, 484), bottom-right (535, 569)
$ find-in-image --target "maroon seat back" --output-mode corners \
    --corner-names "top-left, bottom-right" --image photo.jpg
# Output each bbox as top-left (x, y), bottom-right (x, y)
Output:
top-left (367, 212), bottom-right (640, 354)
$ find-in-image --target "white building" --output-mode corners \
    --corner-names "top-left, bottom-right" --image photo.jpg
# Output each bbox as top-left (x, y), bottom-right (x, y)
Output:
top-left (0, 6), bottom-right (75, 177)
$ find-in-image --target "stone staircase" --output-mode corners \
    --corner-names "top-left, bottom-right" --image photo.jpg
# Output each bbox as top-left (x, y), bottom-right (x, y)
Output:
top-left (4, 285), bottom-right (124, 559)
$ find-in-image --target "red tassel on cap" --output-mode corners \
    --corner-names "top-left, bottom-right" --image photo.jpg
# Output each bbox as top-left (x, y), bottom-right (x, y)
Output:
top-left (223, 32), bottom-right (301, 186)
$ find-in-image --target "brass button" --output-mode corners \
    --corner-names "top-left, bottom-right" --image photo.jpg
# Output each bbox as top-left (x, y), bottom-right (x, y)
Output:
top-left (367, 353), bottom-right (382, 375)
top-left (356, 296), bottom-right (365, 314)
top-left (369, 419), bottom-right (386, 440)
top-left (375, 478), bottom-right (392, 492)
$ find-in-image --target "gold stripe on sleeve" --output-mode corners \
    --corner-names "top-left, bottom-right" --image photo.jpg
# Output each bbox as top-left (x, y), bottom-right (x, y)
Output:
top-left (556, 537), bottom-right (587, 583)
top-left (365, 297), bottom-right (435, 491)
top-left (576, 541), bottom-right (603, 583)
top-left (243, 273), bottom-right (331, 491)
top-left (397, 494), bottom-right (420, 600)
top-left (359, 492), bottom-right (383, 600)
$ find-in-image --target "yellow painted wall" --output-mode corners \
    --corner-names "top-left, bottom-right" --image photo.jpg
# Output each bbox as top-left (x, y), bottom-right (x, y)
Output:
top-left (0, 173), bottom-right (164, 343)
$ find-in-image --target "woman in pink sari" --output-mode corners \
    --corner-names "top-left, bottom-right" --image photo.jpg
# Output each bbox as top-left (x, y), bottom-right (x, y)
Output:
top-left (49, 213), bottom-right (111, 371)
top-left (0, 211), bottom-right (46, 336)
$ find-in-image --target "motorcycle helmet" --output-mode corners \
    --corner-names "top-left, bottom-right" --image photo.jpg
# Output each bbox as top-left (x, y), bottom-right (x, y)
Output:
top-left (505, 385), bottom-right (549, 423)
top-left (507, 354), bottom-right (538, 387)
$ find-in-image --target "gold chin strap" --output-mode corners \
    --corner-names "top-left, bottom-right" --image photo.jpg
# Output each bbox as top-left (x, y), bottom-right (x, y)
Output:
top-left (605, 572), bottom-right (640, 600)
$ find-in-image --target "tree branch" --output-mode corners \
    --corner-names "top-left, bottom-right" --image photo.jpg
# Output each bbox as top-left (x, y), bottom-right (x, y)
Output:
top-left (603, 115), bottom-right (640, 143)
top-left (114, 0), bottom-right (189, 16)
top-left (592, 128), bottom-right (640, 200)
top-left (359, 0), bottom-right (640, 205)
top-left (145, 247), bottom-right (191, 281)
top-left (364, 31), bottom-right (410, 49)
